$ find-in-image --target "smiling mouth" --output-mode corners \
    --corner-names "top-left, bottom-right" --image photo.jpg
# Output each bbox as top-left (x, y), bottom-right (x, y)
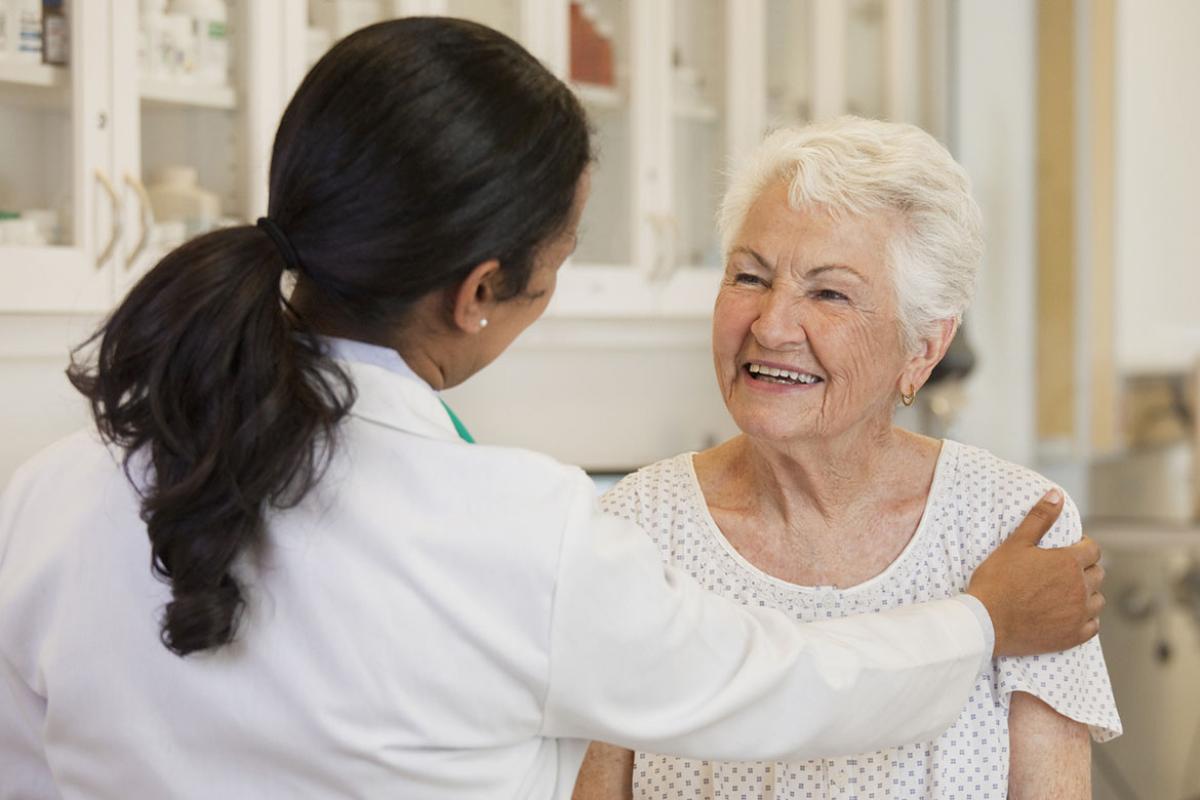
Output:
top-left (745, 363), bottom-right (824, 386)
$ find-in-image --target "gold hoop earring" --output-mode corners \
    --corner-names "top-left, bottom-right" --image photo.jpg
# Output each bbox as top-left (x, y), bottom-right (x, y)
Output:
top-left (900, 386), bottom-right (917, 407)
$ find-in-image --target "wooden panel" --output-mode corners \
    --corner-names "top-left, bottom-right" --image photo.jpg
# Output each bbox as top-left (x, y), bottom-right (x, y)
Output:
top-left (1035, 0), bottom-right (1075, 441)
top-left (1087, 0), bottom-right (1118, 452)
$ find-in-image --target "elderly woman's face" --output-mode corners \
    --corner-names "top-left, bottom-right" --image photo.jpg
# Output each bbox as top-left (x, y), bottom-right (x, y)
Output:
top-left (713, 181), bottom-right (911, 443)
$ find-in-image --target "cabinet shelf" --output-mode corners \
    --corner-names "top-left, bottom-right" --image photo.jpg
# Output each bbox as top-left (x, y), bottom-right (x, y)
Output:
top-left (0, 60), bottom-right (67, 88)
top-left (0, 60), bottom-right (68, 107)
top-left (140, 79), bottom-right (237, 111)
top-left (573, 82), bottom-right (622, 110)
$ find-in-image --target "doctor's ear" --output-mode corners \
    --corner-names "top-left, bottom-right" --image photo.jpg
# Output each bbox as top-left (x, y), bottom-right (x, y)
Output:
top-left (450, 259), bottom-right (502, 334)
top-left (899, 318), bottom-right (959, 394)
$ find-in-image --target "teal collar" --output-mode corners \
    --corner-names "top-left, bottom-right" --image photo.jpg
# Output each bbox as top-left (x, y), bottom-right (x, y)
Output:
top-left (438, 399), bottom-right (475, 444)
top-left (318, 336), bottom-right (474, 444)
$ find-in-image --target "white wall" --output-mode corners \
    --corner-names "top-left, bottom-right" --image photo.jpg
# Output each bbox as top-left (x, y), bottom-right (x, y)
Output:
top-left (0, 316), bottom-right (98, 489)
top-left (946, 0), bottom-right (1037, 467)
top-left (442, 317), bottom-right (739, 471)
top-left (1114, 0), bottom-right (1200, 375)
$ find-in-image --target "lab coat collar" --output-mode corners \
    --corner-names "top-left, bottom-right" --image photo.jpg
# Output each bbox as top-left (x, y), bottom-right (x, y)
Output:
top-left (337, 359), bottom-right (462, 444)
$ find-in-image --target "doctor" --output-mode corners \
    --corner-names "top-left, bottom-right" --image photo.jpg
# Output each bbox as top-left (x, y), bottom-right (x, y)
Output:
top-left (0, 17), bottom-right (1103, 800)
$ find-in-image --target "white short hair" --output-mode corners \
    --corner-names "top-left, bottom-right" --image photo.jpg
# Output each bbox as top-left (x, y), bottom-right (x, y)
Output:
top-left (718, 116), bottom-right (984, 352)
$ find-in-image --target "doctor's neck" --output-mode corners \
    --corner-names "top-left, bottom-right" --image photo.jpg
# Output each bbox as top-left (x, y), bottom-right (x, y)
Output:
top-left (289, 280), bottom-right (476, 391)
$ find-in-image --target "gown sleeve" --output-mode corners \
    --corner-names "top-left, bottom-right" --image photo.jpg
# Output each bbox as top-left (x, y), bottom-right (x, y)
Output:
top-left (538, 470), bottom-right (993, 762)
top-left (994, 495), bottom-right (1122, 742)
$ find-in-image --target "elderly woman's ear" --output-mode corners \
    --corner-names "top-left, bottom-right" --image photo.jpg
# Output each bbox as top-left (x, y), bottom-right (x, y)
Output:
top-left (899, 317), bottom-right (960, 400)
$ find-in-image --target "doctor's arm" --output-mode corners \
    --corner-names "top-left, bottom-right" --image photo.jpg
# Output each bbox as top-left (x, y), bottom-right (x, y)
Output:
top-left (544, 480), bottom-right (1103, 765)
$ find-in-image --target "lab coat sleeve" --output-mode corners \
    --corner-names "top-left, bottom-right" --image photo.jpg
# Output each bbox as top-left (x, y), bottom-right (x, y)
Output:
top-left (0, 653), bottom-right (58, 800)
top-left (538, 471), bottom-right (989, 762)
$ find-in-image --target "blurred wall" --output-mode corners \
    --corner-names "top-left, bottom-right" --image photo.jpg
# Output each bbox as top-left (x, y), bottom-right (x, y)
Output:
top-left (1113, 0), bottom-right (1200, 374)
top-left (0, 316), bottom-right (96, 487)
top-left (946, 0), bottom-right (1038, 467)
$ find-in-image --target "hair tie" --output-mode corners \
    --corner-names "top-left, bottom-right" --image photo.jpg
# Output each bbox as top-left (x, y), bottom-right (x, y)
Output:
top-left (256, 217), bottom-right (303, 273)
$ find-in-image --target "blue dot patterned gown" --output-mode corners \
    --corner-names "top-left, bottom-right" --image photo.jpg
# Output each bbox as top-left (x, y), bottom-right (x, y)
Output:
top-left (599, 439), bottom-right (1122, 800)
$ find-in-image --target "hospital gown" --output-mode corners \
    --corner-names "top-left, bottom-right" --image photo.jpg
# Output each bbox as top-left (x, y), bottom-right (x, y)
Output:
top-left (601, 439), bottom-right (1122, 800)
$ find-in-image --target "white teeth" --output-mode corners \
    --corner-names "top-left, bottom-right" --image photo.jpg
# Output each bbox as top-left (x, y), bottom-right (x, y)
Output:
top-left (747, 363), bottom-right (821, 384)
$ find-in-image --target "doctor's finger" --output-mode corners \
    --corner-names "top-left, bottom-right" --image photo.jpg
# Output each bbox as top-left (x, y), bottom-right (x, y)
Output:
top-left (1083, 562), bottom-right (1106, 594)
top-left (1067, 536), bottom-right (1102, 569)
top-left (1086, 590), bottom-right (1106, 618)
top-left (1008, 489), bottom-right (1064, 545)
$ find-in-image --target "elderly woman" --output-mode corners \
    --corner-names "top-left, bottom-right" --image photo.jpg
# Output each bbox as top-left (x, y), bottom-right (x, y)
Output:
top-left (573, 117), bottom-right (1121, 800)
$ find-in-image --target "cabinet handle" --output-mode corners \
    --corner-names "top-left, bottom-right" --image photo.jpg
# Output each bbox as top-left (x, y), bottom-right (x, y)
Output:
top-left (94, 169), bottom-right (122, 269)
top-left (124, 173), bottom-right (154, 270)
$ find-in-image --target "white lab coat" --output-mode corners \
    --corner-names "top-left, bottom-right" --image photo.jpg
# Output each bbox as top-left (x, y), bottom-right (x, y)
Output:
top-left (0, 359), bottom-right (991, 799)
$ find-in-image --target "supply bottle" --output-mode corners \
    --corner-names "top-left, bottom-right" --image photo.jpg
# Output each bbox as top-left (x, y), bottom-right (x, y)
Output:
top-left (170, 0), bottom-right (228, 85)
top-left (42, 0), bottom-right (67, 66)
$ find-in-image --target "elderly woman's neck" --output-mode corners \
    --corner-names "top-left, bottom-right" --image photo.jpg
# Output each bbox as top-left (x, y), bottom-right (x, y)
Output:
top-left (736, 422), bottom-right (916, 522)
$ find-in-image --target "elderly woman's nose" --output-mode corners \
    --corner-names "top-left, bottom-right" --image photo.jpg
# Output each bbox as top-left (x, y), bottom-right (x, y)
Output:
top-left (749, 291), bottom-right (807, 347)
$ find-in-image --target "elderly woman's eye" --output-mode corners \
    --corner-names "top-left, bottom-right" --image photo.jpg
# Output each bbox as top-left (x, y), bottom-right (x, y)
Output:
top-left (733, 272), bottom-right (766, 286)
top-left (815, 289), bottom-right (849, 302)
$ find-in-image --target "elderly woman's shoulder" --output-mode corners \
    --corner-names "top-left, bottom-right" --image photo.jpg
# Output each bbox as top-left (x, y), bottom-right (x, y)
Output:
top-left (598, 452), bottom-right (698, 526)
top-left (941, 439), bottom-right (1082, 547)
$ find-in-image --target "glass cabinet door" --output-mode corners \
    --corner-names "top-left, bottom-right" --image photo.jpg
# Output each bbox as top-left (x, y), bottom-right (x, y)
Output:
top-left (444, 0), bottom-right (520, 39)
top-left (300, 0), bottom-right (635, 271)
top-left (133, 0), bottom-right (249, 264)
top-left (845, 0), bottom-right (885, 119)
top-left (568, 0), bottom-right (633, 268)
top-left (304, 1), bottom-right (523, 71)
top-left (669, 0), bottom-right (726, 270)
top-left (765, 0), bottom-right (812, 129)
top-left (763, 0), bottom-right (948, 135)
top-left (0, 0), bottom-right (113, 311)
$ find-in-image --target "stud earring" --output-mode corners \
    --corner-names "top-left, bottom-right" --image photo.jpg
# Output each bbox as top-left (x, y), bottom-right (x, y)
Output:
top-left (479, 319), bottom-right (488, 329)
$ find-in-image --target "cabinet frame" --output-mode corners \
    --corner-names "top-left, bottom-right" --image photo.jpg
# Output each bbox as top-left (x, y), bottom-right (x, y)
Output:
top-left (1, 0), bottom-right (946, 318)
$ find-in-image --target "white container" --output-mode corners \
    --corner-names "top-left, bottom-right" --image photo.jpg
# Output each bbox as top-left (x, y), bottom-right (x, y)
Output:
top-left (171, 0), bottom-right (228, 85)
top-left (12, 0), bottom-right (41, 63)
top-left (158, 12), bottom-right (196, 78)
top-left (21, 208), bottom-right (59, 245)
top-left (146, 166), bottom-right (220, 237)
top-left (0, 218), bottom-right (44, 246)
top-left (152, 220), bottom-right (187, 253)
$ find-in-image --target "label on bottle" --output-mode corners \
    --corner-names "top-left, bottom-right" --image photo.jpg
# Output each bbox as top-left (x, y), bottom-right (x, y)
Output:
top-left (44, 16), bottom-right (67, 64)
top-left (18, 10), bottom-right (41, 54)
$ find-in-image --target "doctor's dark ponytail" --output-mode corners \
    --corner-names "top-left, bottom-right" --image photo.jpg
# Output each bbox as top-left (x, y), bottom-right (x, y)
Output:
top-left (69, 228), bottom-right (354, 656)
top-left (67, 18), bottom-right (591, 656)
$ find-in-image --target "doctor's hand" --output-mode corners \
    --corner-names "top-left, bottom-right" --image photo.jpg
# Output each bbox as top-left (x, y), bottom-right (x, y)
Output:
top-left (965, 489), bottom-right (1105, 658)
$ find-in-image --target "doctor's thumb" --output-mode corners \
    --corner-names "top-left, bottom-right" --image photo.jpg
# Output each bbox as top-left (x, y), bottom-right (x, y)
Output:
top-left (1006, 489), bottom-right (1064, 546)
